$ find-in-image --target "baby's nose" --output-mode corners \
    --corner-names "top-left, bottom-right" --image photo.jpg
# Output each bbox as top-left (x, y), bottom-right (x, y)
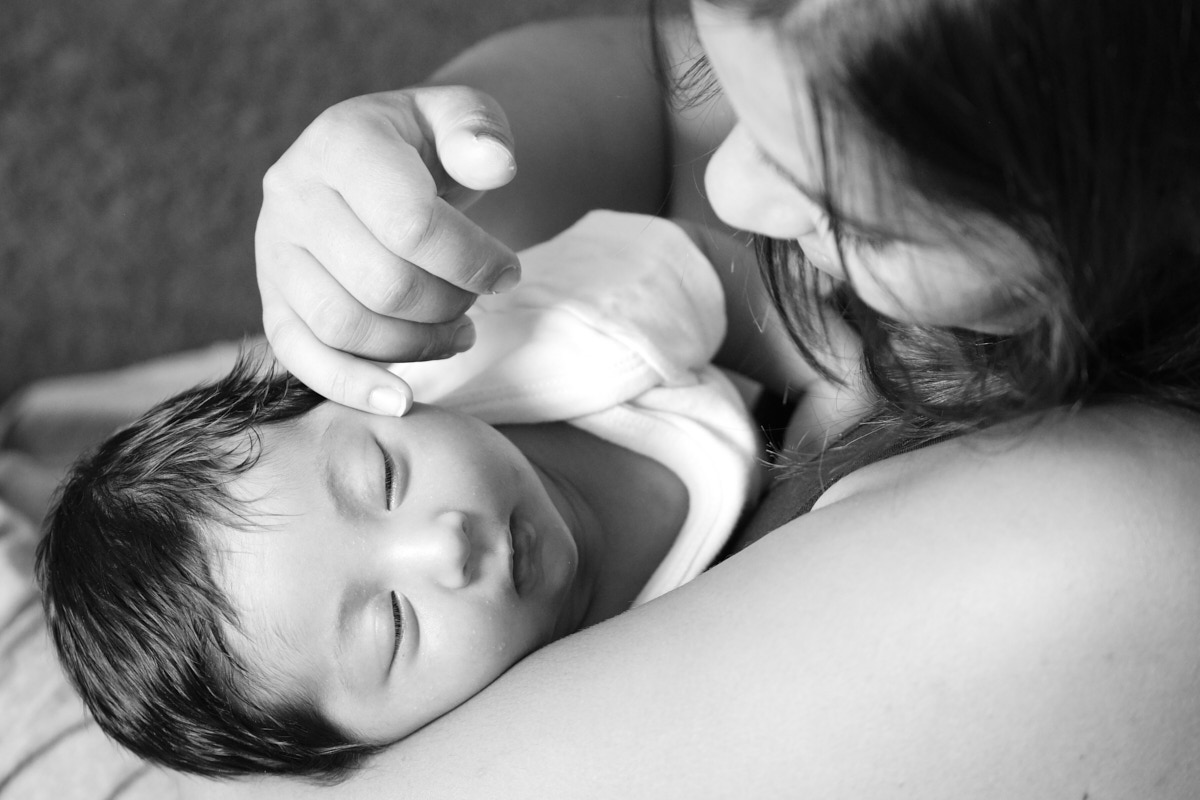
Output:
top-left (407, 511), bottom-right (472, 589)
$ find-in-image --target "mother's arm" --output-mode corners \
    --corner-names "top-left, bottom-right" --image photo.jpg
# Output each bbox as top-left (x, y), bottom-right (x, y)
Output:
top-left (192, 408), bottom-right (1200, 799)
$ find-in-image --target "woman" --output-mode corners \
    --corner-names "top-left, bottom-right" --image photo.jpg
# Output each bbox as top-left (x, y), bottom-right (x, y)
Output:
top-left (221, 0), bottom-right (1200, 796)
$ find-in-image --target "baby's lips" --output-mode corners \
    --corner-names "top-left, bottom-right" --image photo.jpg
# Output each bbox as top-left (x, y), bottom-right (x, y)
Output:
top-left (510, 514), bottom-right (543, 596)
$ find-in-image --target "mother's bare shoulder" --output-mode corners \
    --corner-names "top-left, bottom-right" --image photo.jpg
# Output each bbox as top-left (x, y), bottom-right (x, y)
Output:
top-left (771, 403), bottom-right (1200, 795)
top-left (810, 403), bottom-right (1200, 641)
top-left (820, 402), bottom-right (1200, 538)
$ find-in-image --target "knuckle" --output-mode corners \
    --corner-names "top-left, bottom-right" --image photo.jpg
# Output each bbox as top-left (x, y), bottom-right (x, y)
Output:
top-left (310, 100), bottom-right (357, 140)
top-left (371, 268), bottom-right (425, 317)
top-left (260, 158), bottom-right (293, 198)
top-left (327, 370), bottom-right (355, 406)
top-left (263, 315), bottom-right (306, 359)
top-left (413, 330), bottom-right (450, 362)
top-left (306, 296), bottom-right (369, 352)
top-left (380, 201), bottom-right (437, 258)
top-left (308, 99), bottom-right (380, 179)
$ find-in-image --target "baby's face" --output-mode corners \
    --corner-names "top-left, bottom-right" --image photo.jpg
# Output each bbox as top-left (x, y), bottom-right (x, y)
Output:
top-left (211, 402), bottom-right (580, 743)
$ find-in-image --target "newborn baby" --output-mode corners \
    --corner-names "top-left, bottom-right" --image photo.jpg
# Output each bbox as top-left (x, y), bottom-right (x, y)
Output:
top-left (37, 212), bottom-right (764, 782)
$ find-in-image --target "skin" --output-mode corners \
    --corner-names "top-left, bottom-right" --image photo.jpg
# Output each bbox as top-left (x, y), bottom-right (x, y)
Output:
top-left (254, 18), bottom-right (673, 415)
top-left (185, 4), bottom-right (1200, 798)
top-left (697, 4), bottom-right (1043, 333)
top-left (213, 402), bottom-right (587, 742)
top-left (187, 407), bottom-right (1200, 800)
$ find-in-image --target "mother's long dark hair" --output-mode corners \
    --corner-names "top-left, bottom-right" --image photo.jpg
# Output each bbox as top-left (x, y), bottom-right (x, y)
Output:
top-left (668, 0), bottom-right (1200, 500)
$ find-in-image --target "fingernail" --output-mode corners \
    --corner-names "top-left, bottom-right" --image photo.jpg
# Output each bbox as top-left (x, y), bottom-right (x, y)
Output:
top-left (452, 321), bottom-right (476, 352)
top-left (490, 265), bottom-right (520, 294)
top-left (368, 387), bottom-right (410, 416)
top-left (474, 133), bottom-right (516, 173)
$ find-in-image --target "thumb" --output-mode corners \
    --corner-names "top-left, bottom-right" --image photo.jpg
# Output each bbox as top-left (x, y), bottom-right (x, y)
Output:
top-left (438, 128), bottom-right (516, 191)
top-left (418, 87), bottom-right (517, 192)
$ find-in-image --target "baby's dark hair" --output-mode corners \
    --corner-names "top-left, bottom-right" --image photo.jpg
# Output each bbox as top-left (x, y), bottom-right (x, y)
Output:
top-left (35, 355), bottom-right (385, 782)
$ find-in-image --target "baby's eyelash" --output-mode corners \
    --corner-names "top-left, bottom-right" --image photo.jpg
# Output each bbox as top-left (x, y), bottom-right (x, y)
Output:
top-left (390, 591), bottom-right (404, 661)
top-left (382, 449), bottom-right (397, 510)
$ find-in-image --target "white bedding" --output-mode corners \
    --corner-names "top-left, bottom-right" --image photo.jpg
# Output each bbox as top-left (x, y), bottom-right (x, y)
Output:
top-left (0, 344), bottom-right (245, 800)
top-left (0, 497), bottom-right (182, 799)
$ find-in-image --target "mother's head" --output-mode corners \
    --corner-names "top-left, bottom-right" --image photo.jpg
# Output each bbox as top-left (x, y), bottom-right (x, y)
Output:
top-left (692, 0), bottom-right (1200, 432)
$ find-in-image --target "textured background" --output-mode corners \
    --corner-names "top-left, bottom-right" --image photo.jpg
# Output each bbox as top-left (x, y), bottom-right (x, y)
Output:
top-left (0, 0), bottom-right (640, 403)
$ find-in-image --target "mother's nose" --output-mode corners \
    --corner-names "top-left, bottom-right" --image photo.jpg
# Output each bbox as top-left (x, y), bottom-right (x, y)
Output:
top-left (705, 125), bottom-right (818, 240)
top-left (393, 510), bottom-right (472, 589)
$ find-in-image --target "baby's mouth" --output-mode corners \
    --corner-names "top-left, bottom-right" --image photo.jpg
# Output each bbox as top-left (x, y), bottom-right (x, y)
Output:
top-left (508, 516), bottom-right (516, 587)
top-left (509, 513), bottom-right (538, 596)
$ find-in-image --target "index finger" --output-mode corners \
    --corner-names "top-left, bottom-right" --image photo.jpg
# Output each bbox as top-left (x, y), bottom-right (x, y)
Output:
top-left (266, 307), bottom-right (415, 417)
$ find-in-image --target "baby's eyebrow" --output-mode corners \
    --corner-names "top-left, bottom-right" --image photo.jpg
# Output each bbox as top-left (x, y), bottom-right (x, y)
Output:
top-left (331, 586), bottom-right (356, 685)
top-left (323, 459), bottom-right (356, 520)
top-left (319, 421), bottom-right (366, 521)
top-left (330, 582), bottom-right (390, 698)
top-left (317, 427), bottom-right (381, 691)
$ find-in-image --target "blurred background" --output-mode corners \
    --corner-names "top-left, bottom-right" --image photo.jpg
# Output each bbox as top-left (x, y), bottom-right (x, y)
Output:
top-left (0, 0), bottom-right (641, 403)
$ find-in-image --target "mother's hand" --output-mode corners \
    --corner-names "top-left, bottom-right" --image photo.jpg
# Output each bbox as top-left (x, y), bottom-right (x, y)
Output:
top-left (255, 86), bottom-right (522, 415)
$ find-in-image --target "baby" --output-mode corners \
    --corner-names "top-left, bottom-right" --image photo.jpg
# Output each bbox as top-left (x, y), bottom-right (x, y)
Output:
top-left (36, 212), bottom-right (768, 783)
